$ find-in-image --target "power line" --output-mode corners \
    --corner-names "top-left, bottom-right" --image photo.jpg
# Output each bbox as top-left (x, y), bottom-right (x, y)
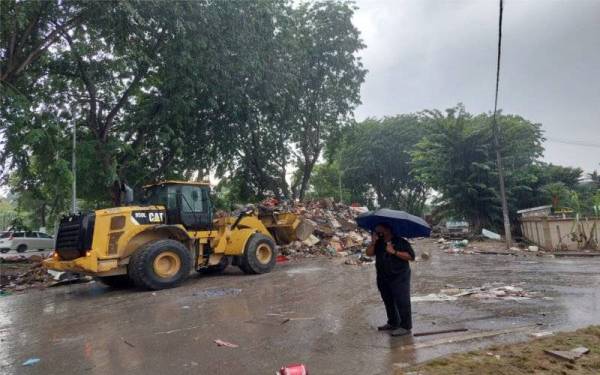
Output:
top-left (545, 137), bottom-right (600, 149)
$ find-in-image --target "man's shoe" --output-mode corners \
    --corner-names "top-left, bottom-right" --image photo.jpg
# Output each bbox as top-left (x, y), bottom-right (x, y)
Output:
top-left (390, 328), bottom-right (412, 337)
top-left (377, 323), bottom-right (397, 331)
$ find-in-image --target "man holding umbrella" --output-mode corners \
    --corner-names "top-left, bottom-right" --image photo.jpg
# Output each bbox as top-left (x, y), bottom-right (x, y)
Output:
top-left (358, 209), bottom-right (430, 337)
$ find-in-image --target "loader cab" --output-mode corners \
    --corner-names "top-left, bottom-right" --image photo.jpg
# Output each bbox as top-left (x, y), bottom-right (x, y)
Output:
top-left (143, 181), bottom-right (213, 230)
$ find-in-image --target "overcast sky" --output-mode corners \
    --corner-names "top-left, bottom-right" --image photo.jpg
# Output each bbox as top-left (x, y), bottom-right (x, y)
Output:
top-left (352, 0), bottom-right (600, 173)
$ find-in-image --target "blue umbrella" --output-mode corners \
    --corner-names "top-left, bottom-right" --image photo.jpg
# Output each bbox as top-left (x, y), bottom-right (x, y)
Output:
top-left (355, 208), bottom-right (431, 238)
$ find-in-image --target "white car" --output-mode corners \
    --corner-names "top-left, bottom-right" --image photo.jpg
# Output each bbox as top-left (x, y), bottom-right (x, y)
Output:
top-left (0, 231), bottom-right (55, 253)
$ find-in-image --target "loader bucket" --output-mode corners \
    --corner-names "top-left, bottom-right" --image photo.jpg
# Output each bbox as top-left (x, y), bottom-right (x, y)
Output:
top-left (259, 212), bottom-right (315, 245)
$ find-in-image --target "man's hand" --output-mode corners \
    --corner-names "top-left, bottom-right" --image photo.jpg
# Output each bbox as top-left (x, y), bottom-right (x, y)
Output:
top-left (385, 242), bottom-right (396, 255)
top-left (371, 232), bottom-right (379, 243)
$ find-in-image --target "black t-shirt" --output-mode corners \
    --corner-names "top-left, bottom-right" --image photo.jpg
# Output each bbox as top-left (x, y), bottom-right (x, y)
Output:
top-left (375, 237), bottom-right (415, 279)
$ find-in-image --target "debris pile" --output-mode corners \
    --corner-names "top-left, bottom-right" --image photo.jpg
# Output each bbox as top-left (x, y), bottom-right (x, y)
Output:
top-left (270, 198), bottom-right (373, 263)
top-left (0, 257), bottom-right (54, 292)
top-left (412, 282), bottom-right (538, 302)
top-left (437, 238), bottom-right (475, 254)
top-left (1, 255), bottom-right (91, 293)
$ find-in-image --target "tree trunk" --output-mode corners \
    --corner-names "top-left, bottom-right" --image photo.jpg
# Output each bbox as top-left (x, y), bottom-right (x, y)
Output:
top-left (298, 158), bottom-right (317, 201)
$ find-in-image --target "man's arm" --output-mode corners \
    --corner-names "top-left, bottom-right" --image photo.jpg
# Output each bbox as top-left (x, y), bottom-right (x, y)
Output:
top-left (366, 242), bottom-right (376, 256)
top-left (365, 232), bottom-right (378, 256)
top-left (386, 241), bottom-right (415, 261)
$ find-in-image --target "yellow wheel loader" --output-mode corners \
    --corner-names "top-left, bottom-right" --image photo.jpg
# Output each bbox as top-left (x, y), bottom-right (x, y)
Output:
top-left (43, 181), bottom-right (312, 290)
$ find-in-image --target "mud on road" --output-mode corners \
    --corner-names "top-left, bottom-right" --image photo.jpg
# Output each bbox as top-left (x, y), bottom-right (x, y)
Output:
top-left (1, 239), bottom-right (599, 374)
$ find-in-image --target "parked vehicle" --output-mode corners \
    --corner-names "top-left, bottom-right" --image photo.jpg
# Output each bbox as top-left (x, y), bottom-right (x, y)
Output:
top-left (0, 231), bottom-right (55, 253)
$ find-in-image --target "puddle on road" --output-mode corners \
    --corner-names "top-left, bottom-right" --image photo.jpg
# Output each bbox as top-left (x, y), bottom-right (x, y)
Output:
top-left (192, 288), bottom-right (242, 299)
top-left (285, 267), bottom-right (324, 275)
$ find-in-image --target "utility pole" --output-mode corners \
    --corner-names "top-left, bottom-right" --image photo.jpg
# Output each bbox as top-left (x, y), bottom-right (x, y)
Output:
top-left (71, 121), bottom-right (77, 213)
top-left (492, 0), bottom-right (511, 249)
top-left (338, 169), bottom-right (343, 203)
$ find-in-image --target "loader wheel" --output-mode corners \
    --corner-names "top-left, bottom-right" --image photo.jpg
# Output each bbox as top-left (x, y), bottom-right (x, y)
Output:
top-left (96, 275), bottom-right (133, 288)
top-left (240, 234), bottom-right (277, 274)
top-left (128, 240), bottom-right (192, 290)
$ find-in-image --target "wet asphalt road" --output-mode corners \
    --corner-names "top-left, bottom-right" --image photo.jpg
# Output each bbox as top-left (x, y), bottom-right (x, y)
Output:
top-left (1, 242), bottom-right (599, 374)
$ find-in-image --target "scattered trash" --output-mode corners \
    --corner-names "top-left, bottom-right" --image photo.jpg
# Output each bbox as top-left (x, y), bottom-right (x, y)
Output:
top-left (412, 283), bottom-right (537, 302)
top-left (486, 352), bottom-right (501, 360)
top-left (47, 269), bottom-right (65, 281)
top-left (530, 331), bottom-right (554, 338)
top-left (276, 255), bottom-right (290, 263)
top-left (193, 288), bottom-right (242, 299)
top-left (527, 245), bottom-right (539, 252)
top-left (482, 229), bottom-right (501, 240)
top-left (214, 339), bottom-right (239, 348)
top-left (344, 258), bottom-right (360, 266)
top-left (302, 234), bottom-right (320, 247)
top-left (412, 293), bottom-right (458, 302)
top-left (455, 239), bottom-right (469, 247)
top-left (278, 363), bottom-right (308, 375)
top-left (22, 358), bottom-right (41, 366)
top-left (544, 346), bottom-right (589, 362)
top-left (48, 274), bottom-right (93, 288)
top-left (281, 317), bottom-right (316, 324)
top-left (121, 338), bottom-right (135, 347)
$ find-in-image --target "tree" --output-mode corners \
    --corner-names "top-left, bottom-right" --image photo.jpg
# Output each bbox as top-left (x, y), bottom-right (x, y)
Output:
top-left (307, 161), bottom-right (354, 202)
top-left (290, 1), bottom-right (366, 200)
top-left (542, 182), bottom-right (571, 210)
top-left (0, 0), bottom-right (85, 84)
top-left (1, 0), bottom-right (367, 227)
top-left (413, 105), bottom-right (544, 231)
top-left (512, 163), bottom-right (583, 211)
top-left (335, 115), bottom-right (429, 214)
top-left (2, 1), bottom-right (212, 212)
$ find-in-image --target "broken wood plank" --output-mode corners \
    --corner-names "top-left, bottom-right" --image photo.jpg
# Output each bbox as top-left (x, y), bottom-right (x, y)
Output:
top-left (544, 346), bottom-right (590, 362)
top-left (401, 325), bottom-right (536, 350)
top-left (413, 328), bottom-right (468, 337)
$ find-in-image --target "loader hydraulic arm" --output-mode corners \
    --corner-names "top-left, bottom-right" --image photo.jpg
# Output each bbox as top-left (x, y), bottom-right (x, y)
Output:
top-left (231, 207), bottom-right (254, 230)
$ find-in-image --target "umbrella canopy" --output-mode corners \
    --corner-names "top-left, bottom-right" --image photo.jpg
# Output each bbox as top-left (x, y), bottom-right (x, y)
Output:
top-left (355, 208), bottom-right (431, 238)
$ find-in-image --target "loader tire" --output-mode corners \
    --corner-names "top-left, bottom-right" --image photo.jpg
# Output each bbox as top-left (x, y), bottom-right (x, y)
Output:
top-left (96, 275), bottom-right (133, 288)
top-left (128, 239), bottom-right (192, 290)
top-left (240, 234), bottom-right (277, 274)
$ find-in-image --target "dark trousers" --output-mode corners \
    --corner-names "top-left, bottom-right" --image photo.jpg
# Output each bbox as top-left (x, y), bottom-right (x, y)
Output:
top-left (377, 273), bottom-right (412, 330)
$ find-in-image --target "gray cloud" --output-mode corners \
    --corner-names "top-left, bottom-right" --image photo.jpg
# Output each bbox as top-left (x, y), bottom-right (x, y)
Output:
top-left (353, 0), bottom-right (600, 173)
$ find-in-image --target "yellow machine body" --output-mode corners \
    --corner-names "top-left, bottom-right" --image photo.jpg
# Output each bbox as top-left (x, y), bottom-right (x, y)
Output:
top-left (44, 184), bottom-right (309, 280)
